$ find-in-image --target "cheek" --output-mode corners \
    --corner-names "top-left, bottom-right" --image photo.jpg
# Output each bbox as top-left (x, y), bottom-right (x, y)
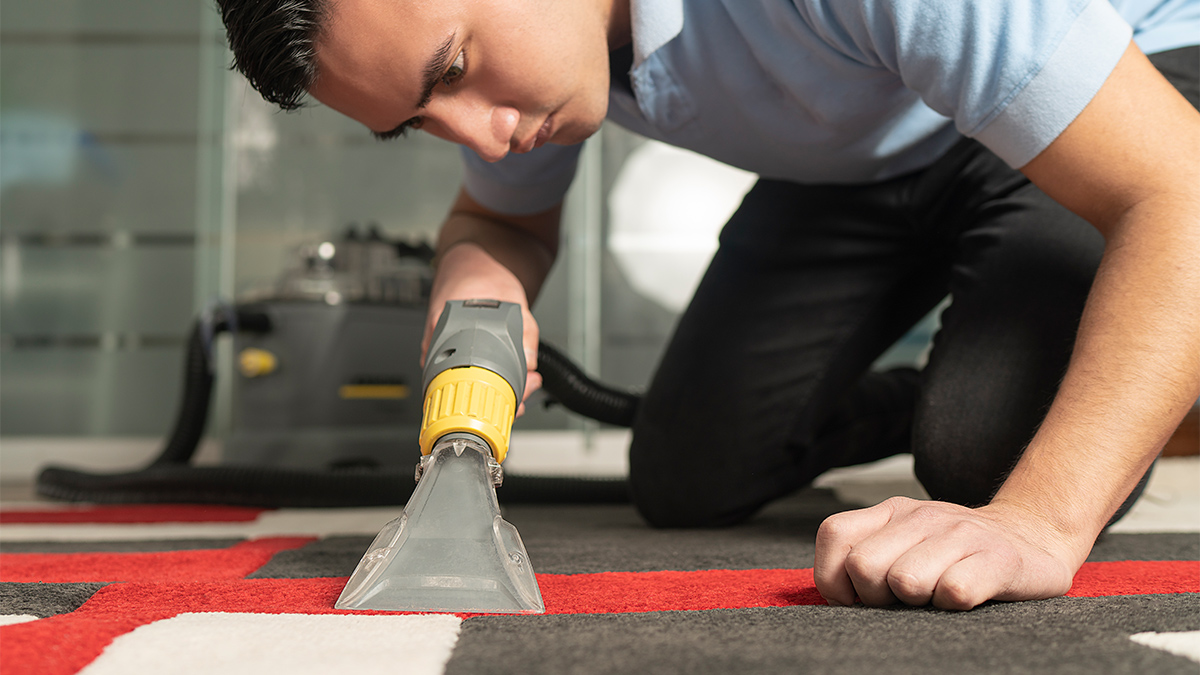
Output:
top-left (573, 48), bottom-right (611, 128)
top-left (416, 120), bottom-right (459, 145)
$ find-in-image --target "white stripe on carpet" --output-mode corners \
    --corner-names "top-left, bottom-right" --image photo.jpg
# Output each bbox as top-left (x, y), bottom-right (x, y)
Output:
top-left (1130, 631), bottom-right (1200, 664)
top-left (77, 612), bottom-right (462, 675)
top-left (0, 507), bottom-right (401, 541)
top-left (0, 614), bottom-right (39, 626)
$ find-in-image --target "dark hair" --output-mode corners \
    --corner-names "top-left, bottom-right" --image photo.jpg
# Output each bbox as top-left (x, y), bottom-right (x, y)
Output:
top-left (216, 0), bottom-right (329, 111)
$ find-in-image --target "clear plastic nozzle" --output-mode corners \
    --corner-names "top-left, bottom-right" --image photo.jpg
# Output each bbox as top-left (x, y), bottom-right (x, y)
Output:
top-left (335, 436), bottom-right (544, 614)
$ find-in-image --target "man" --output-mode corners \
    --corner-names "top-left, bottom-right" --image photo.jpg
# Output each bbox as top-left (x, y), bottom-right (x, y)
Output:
top-left (217, 0), bottom-right (1200, 609)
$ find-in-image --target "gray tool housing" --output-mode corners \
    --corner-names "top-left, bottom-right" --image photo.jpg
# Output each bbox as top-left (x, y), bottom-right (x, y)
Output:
top-left (423, 300), bottom-right (526, 402)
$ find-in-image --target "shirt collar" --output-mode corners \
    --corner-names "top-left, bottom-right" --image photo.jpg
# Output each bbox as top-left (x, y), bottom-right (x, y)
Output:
top-left (629, 0), bottom-right (685, 67)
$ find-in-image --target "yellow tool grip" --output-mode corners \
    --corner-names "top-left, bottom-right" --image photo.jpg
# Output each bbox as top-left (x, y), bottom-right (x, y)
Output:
top-left (418, 366), bottom-right (517, 463)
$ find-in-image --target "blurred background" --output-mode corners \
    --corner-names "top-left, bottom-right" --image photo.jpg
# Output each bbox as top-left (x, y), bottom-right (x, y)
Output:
top-left (0, 0), bottom-right (941, 484)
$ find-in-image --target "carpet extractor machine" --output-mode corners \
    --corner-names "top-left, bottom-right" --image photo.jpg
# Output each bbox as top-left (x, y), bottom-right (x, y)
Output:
top-left (35, 226), bottom-right (642, 614)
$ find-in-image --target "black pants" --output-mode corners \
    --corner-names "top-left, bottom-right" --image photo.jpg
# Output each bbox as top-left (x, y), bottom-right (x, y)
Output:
top-left (628, 46), bottom-right (1199, 528)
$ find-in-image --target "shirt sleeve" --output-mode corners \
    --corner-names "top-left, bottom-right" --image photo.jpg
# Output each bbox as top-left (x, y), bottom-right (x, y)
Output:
top-left (804, 0), bottom-right (1134, 167)
top-left (460, 143), bottom-right (583, 215)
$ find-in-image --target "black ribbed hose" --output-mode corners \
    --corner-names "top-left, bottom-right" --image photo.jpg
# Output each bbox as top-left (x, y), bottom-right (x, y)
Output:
top-left (150, 308), bottom-right (271, 466)
top-left (536, 340), bottom-right (640, 427)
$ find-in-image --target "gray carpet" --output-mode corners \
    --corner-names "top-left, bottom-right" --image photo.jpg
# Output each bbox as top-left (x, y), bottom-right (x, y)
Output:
top-left (445, 595), bottom-right (1200, 675)
top-left (0, 582), bottom-right (108, 619)
top-left (248, 487), bottom-right (1200, 578)
top-left (253, 487), bottom-right (1200, 674)
top-left (5, 487), bottom-right (1197, 674)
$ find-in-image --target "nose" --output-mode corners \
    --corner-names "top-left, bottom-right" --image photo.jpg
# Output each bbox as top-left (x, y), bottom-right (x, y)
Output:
top-left (430, 99), bottom-right (519, 163)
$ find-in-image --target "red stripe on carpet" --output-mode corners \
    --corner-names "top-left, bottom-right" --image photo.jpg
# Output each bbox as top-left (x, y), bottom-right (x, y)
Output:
top-left (1067, 559), bottom-right (1200, 597)
top-left (538, 568), bottom-right (824, 613)
top-left (534, 560), bottom-right (1199, 614)
top-left (0, 504), bottom-right (267, 524)
top-left (0, 537), bottom-right (314, 583)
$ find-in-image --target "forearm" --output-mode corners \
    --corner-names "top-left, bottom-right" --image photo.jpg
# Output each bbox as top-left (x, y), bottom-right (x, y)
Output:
top-left (435, 216), bottom-right (555, 305)
top-left (432, 191), bottom-right (560, 306)
top-left (991, 199), bottom-right (1200, 559)
top-left (421, 191), bottom-right (562, 387)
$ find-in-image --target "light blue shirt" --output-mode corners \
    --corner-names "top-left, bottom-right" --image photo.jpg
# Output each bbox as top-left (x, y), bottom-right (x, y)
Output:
top-left (463, 0), bottom-right (1200, 215)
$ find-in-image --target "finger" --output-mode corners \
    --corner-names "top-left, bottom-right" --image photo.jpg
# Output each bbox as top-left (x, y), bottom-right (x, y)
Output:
top-left (420, 314), bottom-right (440, 369)
top-left (518, 309), bottom-right (539, 420)
top-left (814, 498), bottom-right (912, 606)
top-left (885, 524), bottom-right (989, 606)
top-left (525, 371), bottom-right (543, 400)
top-left (521, 307), bottom-right (539, 372)
top-left (932, 550), bottom-right (1015, 611)
top-left (516, 367), bottom-right (544, 415)
top-left (845, 525), bottom-right (951, 607)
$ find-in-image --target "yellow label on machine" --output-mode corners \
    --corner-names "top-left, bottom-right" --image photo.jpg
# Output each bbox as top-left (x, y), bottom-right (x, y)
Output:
top-left (418, 366), bottom-right (516, 463)
top-left (237, 348), bottom-right (278, 378)
top-left (338, 384), bottom-right (410, 400)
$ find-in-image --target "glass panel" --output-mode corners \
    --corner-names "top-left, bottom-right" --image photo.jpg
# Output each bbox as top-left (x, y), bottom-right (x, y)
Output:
top-left (2, 0), bottom-right (199, 33)
top-left (1, 346), bottom-right (184, 436)
top-left (2, 246), bottom-right (196, 334)
top-left (0, 1), bottom-right (222, 438)
top-left (1, 44), bottom-right (201, 136)
top-left (229, 97), bottom-right (459, 295)
top-left (2, 145), bottom-right (198, 234)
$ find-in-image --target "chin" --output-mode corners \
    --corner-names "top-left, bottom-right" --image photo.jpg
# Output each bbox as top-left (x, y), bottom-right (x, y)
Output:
top-left (560, 114), bottom-right (605, 146)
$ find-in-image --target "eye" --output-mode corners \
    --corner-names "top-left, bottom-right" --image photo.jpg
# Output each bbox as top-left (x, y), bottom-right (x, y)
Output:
top-left (441, 50), bottom-right (465, 86)
top-left (371, 116), bottom-right (424, 142)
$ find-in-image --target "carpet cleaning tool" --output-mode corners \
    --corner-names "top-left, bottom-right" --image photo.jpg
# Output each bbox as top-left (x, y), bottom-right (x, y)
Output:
top-left (336, 299), bottom-right (545, 614)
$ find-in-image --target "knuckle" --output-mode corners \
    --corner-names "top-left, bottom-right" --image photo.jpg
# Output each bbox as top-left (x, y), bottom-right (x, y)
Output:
top-left (812, 572), bottom-right (847, 605)
top-left (881, 496), bottom-right (920, 517)
top-left (908, 504), bottom-right (948, 525)
top-left (935, 578), bottom-right (978, 611)
top-left (946, 518), bottom-right (989, 540)
top-left (843, 548), bottom-right (885, 580)
top-left (816, 515), bottom-right (849, 544)
top-left (887, 568), bottom-right (930, 603)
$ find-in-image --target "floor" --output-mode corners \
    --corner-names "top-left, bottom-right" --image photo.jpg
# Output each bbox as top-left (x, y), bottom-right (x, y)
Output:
top-left (813, 454), bottom-right (1200, 533)
top-left (2, 454), bottom-right (1197, 674)
top-left (3, 453), bottom-right (1196, 531)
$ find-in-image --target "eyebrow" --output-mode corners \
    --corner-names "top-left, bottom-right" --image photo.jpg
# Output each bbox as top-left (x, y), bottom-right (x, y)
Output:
top-left (371, 33), bottom-right (457, 141)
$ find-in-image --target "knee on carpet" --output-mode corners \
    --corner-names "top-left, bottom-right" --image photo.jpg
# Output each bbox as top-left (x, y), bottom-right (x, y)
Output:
top-left (627, 416), bottom-right (766, 528)
top-left (627, 464), bottom-right (757, 529)
top-left (909, 430), bottom-right (1006, 508)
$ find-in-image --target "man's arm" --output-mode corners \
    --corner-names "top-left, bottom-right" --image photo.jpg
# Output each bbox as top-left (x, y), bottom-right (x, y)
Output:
top-left (423, 188), bottom-right (564, 410)
top-left (814, 42), bottom-right (1200, 610)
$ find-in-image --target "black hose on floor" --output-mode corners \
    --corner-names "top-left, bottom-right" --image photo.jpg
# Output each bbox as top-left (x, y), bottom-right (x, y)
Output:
top-left (36, 465), bottom-right (631, 507)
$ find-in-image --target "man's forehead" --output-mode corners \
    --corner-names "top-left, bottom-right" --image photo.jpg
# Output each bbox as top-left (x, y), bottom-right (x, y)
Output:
top-left (310, 0), bottom-right (442, 129)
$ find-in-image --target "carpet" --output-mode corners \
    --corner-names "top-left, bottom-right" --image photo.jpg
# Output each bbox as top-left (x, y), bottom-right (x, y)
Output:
top-left (1, 488), bottom-right (1197, 674)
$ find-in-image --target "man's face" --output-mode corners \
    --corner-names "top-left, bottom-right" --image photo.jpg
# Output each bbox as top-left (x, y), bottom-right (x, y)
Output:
top-left (309, 0), bottom-right (615, 162)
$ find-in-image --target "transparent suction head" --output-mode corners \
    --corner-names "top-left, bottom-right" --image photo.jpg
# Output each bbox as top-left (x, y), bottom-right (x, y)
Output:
top-left (335, 436), bottom-right (544, 614)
